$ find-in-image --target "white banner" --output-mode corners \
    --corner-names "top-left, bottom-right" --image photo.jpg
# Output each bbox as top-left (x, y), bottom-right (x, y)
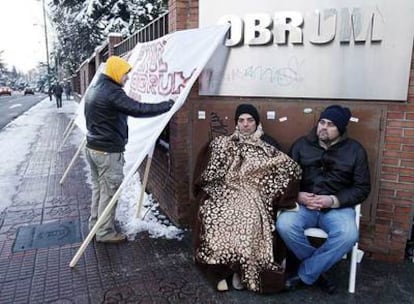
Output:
top-left (75, 25), bottom-right (230, 173)
top-left (74, 64), bottom-right (105, 134)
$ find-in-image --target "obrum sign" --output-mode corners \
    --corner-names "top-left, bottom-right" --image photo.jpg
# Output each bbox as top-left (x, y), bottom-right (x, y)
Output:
top-left (199, 0), bottom-right (414, 101)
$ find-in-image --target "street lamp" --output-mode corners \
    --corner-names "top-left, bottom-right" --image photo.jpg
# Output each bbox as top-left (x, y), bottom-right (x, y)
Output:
top-left (40, 0), bottom-right (51, 91)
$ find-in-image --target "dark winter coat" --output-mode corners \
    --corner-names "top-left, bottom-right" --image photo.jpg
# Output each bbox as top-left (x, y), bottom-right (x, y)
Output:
top-left (54, 84), bottom-right (63, 96)
top-left (290, 128), bottom-right (371, 208)
top-left (84, 74), bottom-right (172, 152)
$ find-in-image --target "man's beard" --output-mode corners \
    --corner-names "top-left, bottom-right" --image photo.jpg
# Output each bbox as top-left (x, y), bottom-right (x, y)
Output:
top-left (318, 131), bottom-right (333, 145)
top-left (318, 131), bottom-right (340, 147)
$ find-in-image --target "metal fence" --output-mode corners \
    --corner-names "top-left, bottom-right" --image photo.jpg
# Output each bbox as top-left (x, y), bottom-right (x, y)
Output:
top-left (114, 12), bottom-right (169, 56)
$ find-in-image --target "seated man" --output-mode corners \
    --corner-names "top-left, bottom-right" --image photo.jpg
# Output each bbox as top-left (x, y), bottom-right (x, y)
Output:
top-left (193, 104), bottom-right (302, 293)
top-left (276, 105), bottom-right (371, 294)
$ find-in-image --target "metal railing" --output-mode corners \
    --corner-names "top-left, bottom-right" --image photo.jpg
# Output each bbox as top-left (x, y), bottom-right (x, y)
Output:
top-left (114, 12), bottom-right (169, 56)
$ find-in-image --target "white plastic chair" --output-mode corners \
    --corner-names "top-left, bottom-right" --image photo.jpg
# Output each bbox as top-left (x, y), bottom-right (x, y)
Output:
top-left (304, 204), bottom-right (363, 293)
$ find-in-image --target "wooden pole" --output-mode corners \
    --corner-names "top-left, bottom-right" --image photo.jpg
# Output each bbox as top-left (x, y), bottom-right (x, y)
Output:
top-left (62, 118), bottom-right (75, 138)
top-left (58, 119), bottom-right (77, 151)
top-left (59, 137), bottom-right (86, 184)
top-left (135, 144), bottom-right (155, 218)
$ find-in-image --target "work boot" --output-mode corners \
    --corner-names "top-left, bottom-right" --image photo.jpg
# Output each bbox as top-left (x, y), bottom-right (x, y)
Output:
top-left (284, 274), bottom-right (306, 291)
top-left (316, 273), bottom-right (337, 294)
top-left (96, 232), bottom-right (126, 243)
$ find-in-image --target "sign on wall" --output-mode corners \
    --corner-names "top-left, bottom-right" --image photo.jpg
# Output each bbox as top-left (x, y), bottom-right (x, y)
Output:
top-left (199, 0), bottom-right (414, 101)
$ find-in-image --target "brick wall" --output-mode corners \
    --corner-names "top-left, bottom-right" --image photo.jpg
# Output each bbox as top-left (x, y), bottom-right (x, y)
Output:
top-left (144, 95), bottom-right (203, 225)
top-left (143, 101), bottom-right (194, 225)
top-left (154, 0), bottom-right (414, 262)
top-left (169, 0), bottom-right (198, 31)
top-left (366, 54), bottom-right (414, 262)
top-left (108, 34), bottom-right (122, 57)
top-left (142, 0), bottom-right (200, 226)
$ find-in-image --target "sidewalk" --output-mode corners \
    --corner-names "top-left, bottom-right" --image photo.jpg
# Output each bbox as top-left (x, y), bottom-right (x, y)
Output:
top-left (0, 97), bottom-right (413, 304)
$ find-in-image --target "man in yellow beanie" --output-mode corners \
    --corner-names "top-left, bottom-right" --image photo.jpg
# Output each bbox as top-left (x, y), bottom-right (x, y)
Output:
top-left (84, 55), bottom-right (174, 243)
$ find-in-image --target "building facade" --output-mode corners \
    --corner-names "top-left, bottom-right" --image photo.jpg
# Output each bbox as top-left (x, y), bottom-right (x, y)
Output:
top-left (75, 0), bottom-right (414, 262)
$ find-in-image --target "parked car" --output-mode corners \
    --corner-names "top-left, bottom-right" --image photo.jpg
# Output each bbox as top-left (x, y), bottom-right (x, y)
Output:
top-left (24, 87), bottom-right (35, 95)
top-left (0, 86), bottom-right (12, 96)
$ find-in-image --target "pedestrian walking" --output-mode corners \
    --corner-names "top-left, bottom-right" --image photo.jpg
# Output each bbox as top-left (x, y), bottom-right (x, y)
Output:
top-left (48, 86), bottom-right (53, 101)
top-left (54, 83), bottom-right (63, 108)
top-left (64, 82), bottom-right (72, 100)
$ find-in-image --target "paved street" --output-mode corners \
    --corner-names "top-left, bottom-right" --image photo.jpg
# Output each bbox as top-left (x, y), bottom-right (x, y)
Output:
top-left (0, 93), bottom-right (45, 129)
top-left (0, 98), bottom-right (413, 304)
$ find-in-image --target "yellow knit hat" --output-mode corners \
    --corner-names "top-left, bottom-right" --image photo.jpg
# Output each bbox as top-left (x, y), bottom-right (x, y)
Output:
top-left (104, 56), bottom-right (132, 84)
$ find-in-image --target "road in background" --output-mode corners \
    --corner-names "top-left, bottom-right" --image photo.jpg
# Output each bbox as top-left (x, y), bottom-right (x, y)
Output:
top-left (0, 92), bottom-right (47, 129)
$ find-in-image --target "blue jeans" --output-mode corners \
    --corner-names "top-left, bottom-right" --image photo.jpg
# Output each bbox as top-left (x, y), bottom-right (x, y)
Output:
top-left (276, 205), bottom-right (357, 284)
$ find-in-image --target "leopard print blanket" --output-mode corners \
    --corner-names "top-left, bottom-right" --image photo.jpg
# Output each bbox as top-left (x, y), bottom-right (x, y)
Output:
top-left (195, 128), bottom-right (302, 292)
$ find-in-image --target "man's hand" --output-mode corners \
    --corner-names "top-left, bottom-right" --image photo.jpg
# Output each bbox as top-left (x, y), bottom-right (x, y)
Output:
top-left (167, 99), bottom-right (175, 109)
top-left (298, 192), bottom-right (333, 210)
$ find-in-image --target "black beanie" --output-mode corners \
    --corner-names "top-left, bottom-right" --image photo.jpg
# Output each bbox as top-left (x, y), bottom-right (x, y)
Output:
top-left (235, 104), bottom-right (260, 125)
top-left (319, 105), bottom-right (352, 135)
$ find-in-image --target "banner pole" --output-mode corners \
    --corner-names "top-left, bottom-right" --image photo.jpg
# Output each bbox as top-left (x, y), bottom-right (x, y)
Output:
top-left (59, 137), bottom-right (86, 185)
top-left (59, 120), bottom-right (77, 151)
top-left (136, 144), bottom-right (155, 218)
top-left (62, 117), bottom-right (75, 138)
top-left (69, 144), bottom-right (149, 268)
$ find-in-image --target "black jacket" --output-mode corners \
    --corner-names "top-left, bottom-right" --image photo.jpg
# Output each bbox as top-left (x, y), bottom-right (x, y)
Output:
top-left (289, 128), bottom-right (370, 208)
top-left (85, 74), bottom-right (173, 152)
top-left (261, 133), bottom-right (281, 150)
top-left (54, 84), bottom-right (63, 96)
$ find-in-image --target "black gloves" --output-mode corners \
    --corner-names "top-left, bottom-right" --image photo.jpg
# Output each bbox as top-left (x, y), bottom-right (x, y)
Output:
top-left (167, 99), bottom-right (175, 108)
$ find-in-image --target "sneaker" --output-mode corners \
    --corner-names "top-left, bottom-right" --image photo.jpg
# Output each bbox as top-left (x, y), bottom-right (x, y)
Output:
top-left (96, 232), bottom-right (126, 243)
top-left (217, 279), bottom-right (229, 291)
top-left (232, 273), bottom-right (244, 290)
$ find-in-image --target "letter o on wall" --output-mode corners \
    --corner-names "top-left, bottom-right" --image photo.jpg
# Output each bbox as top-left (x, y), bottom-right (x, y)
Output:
top-left (218, 15), bottom-right (244, 46)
